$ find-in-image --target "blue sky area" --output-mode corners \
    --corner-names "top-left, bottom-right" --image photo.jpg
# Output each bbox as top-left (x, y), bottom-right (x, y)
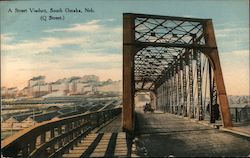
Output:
top-left (0, 0), bottom-right (249, 95)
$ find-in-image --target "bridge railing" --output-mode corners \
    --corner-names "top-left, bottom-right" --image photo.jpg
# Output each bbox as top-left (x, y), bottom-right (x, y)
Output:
top-left (229, 107), bottom-right (250, 123)
top-left (1, 108), bottom-right (121, 158)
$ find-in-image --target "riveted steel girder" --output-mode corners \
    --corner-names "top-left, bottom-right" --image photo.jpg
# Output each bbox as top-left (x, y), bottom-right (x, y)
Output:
top-left (123, 13), bottom-right (232, 133)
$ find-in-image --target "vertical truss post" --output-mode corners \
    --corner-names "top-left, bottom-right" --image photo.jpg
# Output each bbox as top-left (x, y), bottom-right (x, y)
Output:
top-left (165, 80), bottom-right (168, 112)
top-left (163, 82), bottom-right (166, 112)
top-left (196, 51), bottom-right (203, 120)
top-left (209, 62), bottom-right (215, 123)
top-left (170, 73), bottom-right (172, 113)
top-left (166, 81), bottom-right (168, 112)
top-left (161, 85), bottom-right (163, 110)
top-left (203, 20), bottom-right (232, 127)
top-left (212, 78), bottom-right (218, 122)
top-left (159, 86), bottom-right (161, 110)
top-left (123, 14), bottom-right (135, 133)
top-left (159, 86), bottom-right (161, 111)
top-left (162, 84), bottom-right (164, 111)
top-left (170, 73), bottom-right (173, 113)
top-left (161, 86), bottom-right (163, 110)
top-left (170, 75), bottom-right (172, 113)
top-left (212, 81), bottom-right (218, 110)
top-left (174, 65), bottom-right (178, 114)
top-left (158, 86), bottom-right (160, 110)
top-left (157, 88), bottom-right (160, 110)
top-left (169, 78), bottom-right (172, 113)
top-left (157, 87), bottom-right (159, 109)
top-left (183, 53), bottom-right (188, 117)
top-left (165, 81), bottom-right (168, 112)
top-left (167, 73), bottom-right (171, 113)
top-left (178, 58), bottom-right (182, 115)
top-left (157, 87), bottom-right (160, 109)
top-left (189, 51), bottom-right (194, 118)
top-left (171, 71), bottom-right (175, 114)
top-left (151, 91), bottom-right (157, 110)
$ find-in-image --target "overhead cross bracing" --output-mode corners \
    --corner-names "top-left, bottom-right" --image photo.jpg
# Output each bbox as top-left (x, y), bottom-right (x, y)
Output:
top-left (123, 13), bottom-right (232, 133)
top-left (133, 15), bottom-right (207, 92)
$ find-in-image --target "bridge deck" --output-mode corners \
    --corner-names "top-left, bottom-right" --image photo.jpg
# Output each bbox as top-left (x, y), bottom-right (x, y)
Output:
top-left (62, 132), bottom-right (128, 158)
top-left (62, 115), bottom-right (131, 158)
top-left (133, 109), bottom-right (250, 157)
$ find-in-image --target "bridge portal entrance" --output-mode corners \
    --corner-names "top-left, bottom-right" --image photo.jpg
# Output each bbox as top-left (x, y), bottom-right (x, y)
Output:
top-left (134, 91), bottom-right (157, 110)
top-left (122, 13), bottom-right (232, 133)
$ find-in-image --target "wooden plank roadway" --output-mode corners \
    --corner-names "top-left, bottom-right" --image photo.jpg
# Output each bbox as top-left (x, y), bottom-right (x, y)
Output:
top-left (133, 109), bottom-right (250, 157)
top-left (62, 115), bottom-right (131, 158)
top-left (62, 132), bottom-right (128, 158)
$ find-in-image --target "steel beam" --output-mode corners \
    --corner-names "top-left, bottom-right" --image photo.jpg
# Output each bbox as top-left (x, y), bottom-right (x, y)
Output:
top-left (125, 13), bottom-right (209, 22)
top-left (177, 59), bottom-right (182, 115)
top-left (135, 42), bottom-right (210, 50)
top-left (123, 14), bottom-right (135, 133)
top-left (183, 56), bottom-right (188, 117)
top-left (203, 20), bottom-right (232, 127)
top-left (196, 51), bottom-right (203, 120)
top-left (188, 51), bottom-right (194, 118)
top-left (123, 13), bottom-right (232, 134)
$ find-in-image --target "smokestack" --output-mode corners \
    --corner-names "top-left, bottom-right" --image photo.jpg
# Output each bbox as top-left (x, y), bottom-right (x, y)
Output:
top-left (48, 84), bottom-right (52, 93)
top-left (72, 82), bottom-right (77, 93)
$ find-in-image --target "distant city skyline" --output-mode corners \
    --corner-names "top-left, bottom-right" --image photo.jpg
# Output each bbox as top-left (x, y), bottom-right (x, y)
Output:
top-left (1, 74), bottom-right (122, 99)
top-left (1, 74), bottom-right (119, 90)
top-left (1, 0), bottom-right (249, 95)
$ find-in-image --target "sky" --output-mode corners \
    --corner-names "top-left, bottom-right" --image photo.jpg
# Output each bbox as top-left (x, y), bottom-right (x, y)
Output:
top-left (0, 0), bottom-right (249, 95)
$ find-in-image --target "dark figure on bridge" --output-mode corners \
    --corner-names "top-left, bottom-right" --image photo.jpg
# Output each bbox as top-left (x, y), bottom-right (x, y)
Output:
top-left (180, 104), bottom-right (184, 115)
top-left (206, 104), bottom-right (210, 115)
top-left (207, 103), bottom-right (220, 122)
top-left (143, 103), bottom-right (154, 113)
top-left (214, 103), bottom-right (220, 120)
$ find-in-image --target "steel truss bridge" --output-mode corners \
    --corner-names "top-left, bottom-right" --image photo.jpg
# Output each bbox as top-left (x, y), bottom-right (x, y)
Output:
top-left (2, 13), bottom-right (248, 158)
top-left (122, 13), bottom-right (232, 132)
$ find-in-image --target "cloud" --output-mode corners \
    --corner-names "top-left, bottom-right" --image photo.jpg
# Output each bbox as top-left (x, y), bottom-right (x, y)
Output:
top-left (215, 25), bottom-right (248, 53)
top-left (44, 20), bottom-right (100, 33)
top-left (1, 19), bottom-right (123, 89)
top-left (215, 21), bottom-right (247, 28)
top-left (70, 53), bottom-right (122, 63)
top-left (219, 49), bottom-right (249, 95)
top-left (1, 50), bottom-right (123, 89)
top-left (222, 50), bottom-right (249, 57)
top-left (230, 50), bottom-right (249, 57)
top-left (2, 19), bottom-right (122, 55)
top-left (48, 52), bottom-right (122, 70)
top-left (1, 33), bottom-right (15, 42)
top-left (215, 27), bottom-right (248, 38)
top-left (44, 19), bottom-right (115, 33)
top-left (2, 36), bottom-right (88, 54)
top-left (183, 15), bottom-right (192, 17)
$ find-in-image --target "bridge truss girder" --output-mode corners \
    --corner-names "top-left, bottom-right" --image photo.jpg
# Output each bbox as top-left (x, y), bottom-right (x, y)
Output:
top-left (123, 13), bottom-right (232, 133)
